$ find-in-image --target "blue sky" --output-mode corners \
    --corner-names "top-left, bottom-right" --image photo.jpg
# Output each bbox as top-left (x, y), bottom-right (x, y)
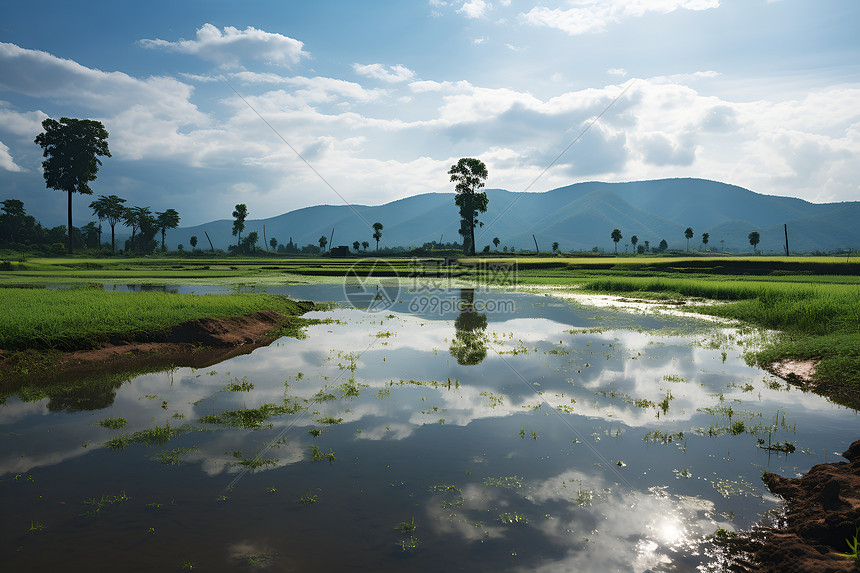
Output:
top-left (1, 0), bottom-right (858, 227)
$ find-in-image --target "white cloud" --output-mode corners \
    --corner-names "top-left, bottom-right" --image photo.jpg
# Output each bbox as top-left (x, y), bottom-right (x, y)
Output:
top-left (140, 23), bottom-right (309, 67)
top-left (231, 72), bottom-right (385, 103)
top-left (353, 63), bottom-right (415, 83)
top-left (0, 140), bottom-right (23, 172)
top-left (474, 36), bottom-right (487, 44)
top-left (521, 0), bottom-right (720, 35)
top-left (458, 0), bottom-right (491, 18)
top-left (607, 68), bottom-right (628, 77)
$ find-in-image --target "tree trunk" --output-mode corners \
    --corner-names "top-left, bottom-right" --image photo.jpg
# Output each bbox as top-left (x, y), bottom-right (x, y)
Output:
top-left (110, 223), bottom-right (116, 253)
top-left (67, 190), bottom-right (73, 254)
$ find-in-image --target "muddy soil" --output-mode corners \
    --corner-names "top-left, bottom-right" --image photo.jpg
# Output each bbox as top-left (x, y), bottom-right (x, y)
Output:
top-left (0, 303), bottom-right (315, 386)
top-left (722, 439), bottom-right (860, 572)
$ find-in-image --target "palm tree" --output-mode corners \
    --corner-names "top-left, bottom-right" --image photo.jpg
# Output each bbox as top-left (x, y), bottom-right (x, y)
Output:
top-left (372, 222), bottom-right (383, 251)
top-left (352, 241), bottom-right (360, 252)
top-left (232, 204), bottom-right (247, 246)
top-left (318, 235), bottom-right (328, 251)
top-left (122, 206), bottom-right (149, 248)
top-left (748, 231), bottom-right (760, 253)
top-left (631, 235), bottom-right (638, 254)
top-left (493, 237), bottom-right (500, 250)
top-left (270, 237), bottom-right (278, 250)
top-left (552, 242), bottom-right (559, 253)
top-left (610, 229), bottom-right (622, 254)
top-left (684, 227), bottom-right (694, 251)
top-left (89, 194), bottom-right (126, 253)
top-left (362, 241), bottom-right (369, 251)
top-left (702, 232), bottom-right (710, 250)
top-left (155, 209), bottom-right (180, 251)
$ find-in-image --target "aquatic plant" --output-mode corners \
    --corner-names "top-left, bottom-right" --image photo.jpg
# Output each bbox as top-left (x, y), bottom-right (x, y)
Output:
top-left (97, 417), bottom-right (127, 429)
top-left (834, 527), bottom-right (860, 567)
top-left (81, 490), bottom-right (130, 518)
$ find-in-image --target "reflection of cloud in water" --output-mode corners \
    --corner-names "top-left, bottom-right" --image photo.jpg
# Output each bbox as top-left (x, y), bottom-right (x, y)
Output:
top-left (425, 467), bottom-right (730, 573)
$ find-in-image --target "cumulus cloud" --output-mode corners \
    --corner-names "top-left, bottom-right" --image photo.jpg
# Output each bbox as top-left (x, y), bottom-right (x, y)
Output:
top-left (522, 0), bottom-right (720, 35)
top-left (140, 23), bottom-right (309, 67)
top-left (352, 63), bottom-right (415, 83)
top-left (458, 0), bottom-right (491, 18)
top-left (0, 141), bottom-right (23, 172)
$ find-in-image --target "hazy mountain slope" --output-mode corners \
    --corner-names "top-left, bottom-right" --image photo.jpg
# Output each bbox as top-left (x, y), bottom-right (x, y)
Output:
top-left (168, 178), bottom-right (860, 254)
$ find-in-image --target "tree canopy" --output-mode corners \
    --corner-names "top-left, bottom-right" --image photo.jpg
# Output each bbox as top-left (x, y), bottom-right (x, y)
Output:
top-left (232, 204), bottom-right (248, 244)
top-left (610, 228), bottom-right (622, 254)
top-left (748, 231), bottom-right (761, 252)
top-left (34, 117), bottom-right (110, 253)
top-left (449, 158), bottom-right (489, 256)
top-left (372, 222), bottom-right (383, 251)
top-left (90, 194), bottom-right (126, 252)
top-left (155, 209), bottom-right (181, 251)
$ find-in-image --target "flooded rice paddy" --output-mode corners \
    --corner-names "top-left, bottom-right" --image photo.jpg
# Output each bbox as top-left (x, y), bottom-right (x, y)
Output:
top-left (2, 285), bottom-right (857, 572)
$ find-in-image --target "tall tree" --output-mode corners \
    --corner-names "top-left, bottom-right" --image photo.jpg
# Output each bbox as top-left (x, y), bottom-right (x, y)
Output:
top-left (232, 204), bottom-right (248, 246)
top-left (493, 237), bottom-right (500, 250)
top-left (190, 236), bottom-right (198, 249)
top-left (89, 194), bottom-right (126, 253)
top-left (684, 227), bottom-right (694, 251)
top-left (319, 235), bottom-right (328, 251)
top-left (155, 209), bottom-right (180, 251)
top-left (552, 241), bottom-right (559, 253)
top-left (702, 232), bottom-right (710, 249)
top-left (449, 158), bottom-right (489, 256)
top-left (631, 235), bottom-right (638, 254)
top-left (748, 231), bottom-right (760, 253)
top-left (123, 206), bottom-right (153, 251)
top-left (611, 228), bottom-right (622, 254)
top-left (361, 241), bottom-right (369, 251)
top-left (372, 222), bottom-right (383, 251)
top-left (352, 240), bottom-right (360, 252)
top-left (80, 221), bottom-right (100, 249)
top-left (644, 240), bottom-right (650, 253)
top-left (270, 237), bottom-right (278, 250)
top-left (35, 118), bottom-right (111, 254)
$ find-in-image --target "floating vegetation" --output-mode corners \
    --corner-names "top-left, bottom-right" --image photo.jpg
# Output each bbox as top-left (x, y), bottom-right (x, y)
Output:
top-left (673, 468), bottom-right (693, 479)
top-left (233, 457), bottom-right (278, 470)
top-left (308, 446), bottom-right (335, 463)
top-left (389, 378), bottom-right (460, 390)
top-left (97, 417), bottom-right (127, 430)
top-left (643, 430), bottom-right (685, 444)
top-left (483, 476), bottom-right (524, 489)
top-left (497, 512), bottom-right (528, 524)
top-left (316, 416), bottom-right (344, 425)
top-left (712, 477), bottom-right (758, 498)
top-left (756, 440), bottom-right (796, 454)
top-left (222, 376), bottom-right (254, 392)
top-left (81, 490), bottom-right (130, 518)
top-left (657, 391), bottom-right (674, 415)
top-left (731, 420), bottom-right (746, 435)
top-left (547, 347), bottom-right (570, 356)
top-left (105, 422), bottom-right (187, 449)
top-left (337, 380), bottom-right (367, 399)
top-left (428, 483), bottom-right (460, 493)
top-left (394, 516), bottom-right (416, 534)
top-left (663, 374), bottom-right (687, 383)
top-left (308, 429), bottom-right (322, 437)
top-left (297, 489), bottom-right (319, 504)
top-left (397, 535), bottom-right (419, 552)
top-left (200, 402), bottom-right (304, 429)
top-left (312, 390), bottom-right (337, 403)
top-left (479, 391), bottom-right (504, 408)
top-left (151, 446), bottom-right (199, 466)
top-left (28, 520), bottom-right (46, 533)
top-left (246, 554), bottom-right (273, 565)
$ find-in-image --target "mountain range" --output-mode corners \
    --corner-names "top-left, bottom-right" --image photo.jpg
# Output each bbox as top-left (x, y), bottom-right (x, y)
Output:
top-left (168, 178), bottom-right (860, 254)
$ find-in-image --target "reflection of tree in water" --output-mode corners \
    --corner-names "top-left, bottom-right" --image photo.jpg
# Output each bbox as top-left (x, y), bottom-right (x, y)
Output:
top-left (449, 289), bottom-right (488, 366)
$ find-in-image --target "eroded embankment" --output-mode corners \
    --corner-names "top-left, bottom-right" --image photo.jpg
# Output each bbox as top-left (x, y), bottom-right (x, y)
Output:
top-left (719, 440), bottom-right (860, 572)
top-left (0, 302), bottom-right (315, 393)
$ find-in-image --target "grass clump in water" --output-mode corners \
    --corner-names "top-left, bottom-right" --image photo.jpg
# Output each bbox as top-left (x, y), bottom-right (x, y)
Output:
top-left (97, 417), bottom-right (127, 430)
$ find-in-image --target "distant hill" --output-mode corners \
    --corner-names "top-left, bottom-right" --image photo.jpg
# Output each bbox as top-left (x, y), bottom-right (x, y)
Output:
top-left (169, 178), bottom-right (860, 254)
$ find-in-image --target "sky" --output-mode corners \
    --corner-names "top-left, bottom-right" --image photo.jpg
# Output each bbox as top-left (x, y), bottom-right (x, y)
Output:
top-left (0, 0), bottom-right (858, 228)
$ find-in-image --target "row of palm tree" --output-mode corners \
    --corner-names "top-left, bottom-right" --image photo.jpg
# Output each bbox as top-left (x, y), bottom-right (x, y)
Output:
top-left (89, 194), bottom-right (180, 252)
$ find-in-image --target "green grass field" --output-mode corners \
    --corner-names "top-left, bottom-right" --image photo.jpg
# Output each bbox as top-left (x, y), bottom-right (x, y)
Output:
top-left (1, 253), bottom-right (857, 403)
top-left (0, 287), bottom-right (308, 351)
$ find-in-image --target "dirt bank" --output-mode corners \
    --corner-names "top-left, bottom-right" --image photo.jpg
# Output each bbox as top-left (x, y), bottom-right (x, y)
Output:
top-left (719, 439), bottom-right (860, 572)
top-left (0, 302), bottom-right (316, 389)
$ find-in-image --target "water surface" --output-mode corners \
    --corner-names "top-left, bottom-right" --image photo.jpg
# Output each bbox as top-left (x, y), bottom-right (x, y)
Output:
top-left (1, 286), bottom-right (856, 572)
